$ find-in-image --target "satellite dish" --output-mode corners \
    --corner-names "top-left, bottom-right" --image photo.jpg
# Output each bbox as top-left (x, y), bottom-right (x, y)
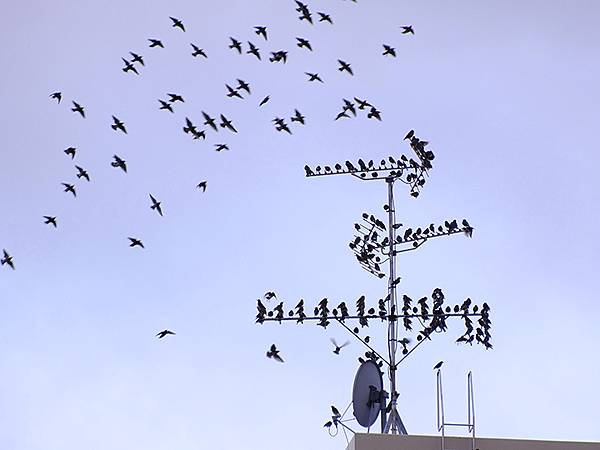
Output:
top-left (352, 360), bottom-right (383, 427)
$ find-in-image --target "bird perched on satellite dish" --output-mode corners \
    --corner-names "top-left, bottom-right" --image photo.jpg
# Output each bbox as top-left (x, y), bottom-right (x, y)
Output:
top-left (433, 360), bottom-right (444, 370)
top-left (330, 338), bottom-right (350, 354)
top-left (156, 329), bottom-right (175, 339)
top-left (266, 344), bottom-right (284, 362)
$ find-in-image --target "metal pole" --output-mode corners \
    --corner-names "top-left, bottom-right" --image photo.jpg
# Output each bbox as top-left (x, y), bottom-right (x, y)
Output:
top-left (387, 176), bottom-right (399, 434)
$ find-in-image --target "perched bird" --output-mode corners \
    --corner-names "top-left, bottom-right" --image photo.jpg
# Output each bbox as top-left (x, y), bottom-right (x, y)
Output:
top-left (247, 41), bottom-right (261, 60)
top-left (49, 92), bottom-right (62, 103)
top-left (1, 249), bottom-right (15, 270)
top-left (259, 95), bottom-right (270, 106)
top-left (266, 344), bottom-right (284, 362)
top-left (225, 84), bottom-right (243, 99)
top-left (401, 25), bottom-right (414, 35)
top-left (219, 114), bottom-right (237, 133)
top-left (111, 116), bottom-right (127, 134)
top-left (170, 16), bottom-right (185, 32)
top-left (337, 59), bottom-right (353, 75)
top-left (305, 72), bottom-right (323, 83)
top-left (64, 147), bottom-right (76, 159)
top-left (71, 101), bottom-right (85, 117)
top-left (168, 93), bottom-right (185, 103)
top-left (214, 143), bottom-right (229, 152)
top-left (148, 39), bottom-right (164, 48)
top-left (291, 109), bottom-right (305, 124)
top-left (129, 52), bottom-right (144, 65)
top-left (202, 111), bottom-right (218, 132)
top-left (75, 165), bottom-right (90, 181)
top-left (331, 405), bottom-right (341, 418)
top-left (254, 26), bottom-right (268, 40)
top-left (191, 43), bottom-right (207, 58)
top-left (156, 329), bottom-right (175, 339)
top-left (111, 155), bottom-right (127, 173)
top-left (229, 37), bottom-right (242, 53)
top-left (236, 79), bottom-right (250, 94)
top-left (264, 291), bottom-right (277, 300)
top-left (121, 58), bottom-right (139, 74)
top-left (433, 360), bottom-right (444, 370)
top-left (368, 107), bottom-right (382, 121)
top-left (383, 45), bottom-right (396, 57)
top-left (196, 180), bottom-right (207, 192)
top-left (404, 129), bottom-right (415, 140)
top-left (330, 338), bottom-right (350, 355)
top-left (296, 37), bottom-right (312, 51)
top-left (128, 237), bottom-right (144, 248)
top-left (149, 194), bottom-right (163, 216)
top-left (318, 12), bottom-right (333, 24)
top-left (43, 216), bottom-right (57, 227)
top-left (158, 100), bottom-right (174, 113)
top-left (62, 183), bottom-right (76, 197)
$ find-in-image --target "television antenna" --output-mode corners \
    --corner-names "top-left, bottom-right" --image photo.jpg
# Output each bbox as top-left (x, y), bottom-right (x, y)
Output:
top-left (256, 132), bottom-right (492, 436)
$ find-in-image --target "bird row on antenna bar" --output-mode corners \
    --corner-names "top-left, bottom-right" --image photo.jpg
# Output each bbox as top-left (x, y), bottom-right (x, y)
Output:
top-left (256, 289), bottom-right (492, 350)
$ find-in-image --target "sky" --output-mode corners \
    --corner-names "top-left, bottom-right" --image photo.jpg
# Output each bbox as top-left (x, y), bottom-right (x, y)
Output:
top-left (1, 0), bottom-right (600, 449)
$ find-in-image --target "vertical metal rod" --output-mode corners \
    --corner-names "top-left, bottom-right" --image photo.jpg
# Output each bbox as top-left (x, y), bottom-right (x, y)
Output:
top-left (386, 177), bottom-right (398, 434)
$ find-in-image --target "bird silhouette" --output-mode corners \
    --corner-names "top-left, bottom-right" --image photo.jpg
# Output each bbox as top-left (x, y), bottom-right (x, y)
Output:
top-left (229, 37), bottom-right (242, 53)
top-left (214, 143), bottom-right (229, 152)
top-left (148, 39), bottom-right (164, 48)
top-left (433, 360), bottom-right (443, 370)
top-left (1, 249), bottom-right (15, 270)
top-left (254, 26), bottom-right (268, 40)
top-left (49, 92), bottom-right (62, 103)
top-left (401, 25), bottom-right (414, 35)
top-left (338, 60), bottom-right (353, 75)
top-left (291, 109), bottom-right (305, 125)
top-left (264, 291), bottom-right (277, 300)
top-left (236, 79), bottom-right (250, 94)
top-left (191, 43), bottom-right (207, 58)
top-left (404, 129), bottom-right (415, 140)
top-left (121, 58), bottom-right (139, 74)
top-left (335, 110), bottom-right (350, 121)
top-left (64, 147), bottom-right (76, 159)
top-left (71, 101), bottom-right (85, 117)
top-left (331, 405), bottom-right (341, 418)
top-left (269, 51), bottom-right (288, 63)
top-left (383, 45), bottom-right (396, 57)
top-left (75, 165), bottom-right (90, 181)
top-left (219, 114), bottom-right (237, 132)
top-left (318, 12), bottom-right (333, 24)
top-left (129, 52), bottom-right (144, 66)
top-left (149, 194), bottom-right (163, 216)
top-left (170, 17), bottom-right (185, 32)
top-left (158, 100), bottom-right (174, 113)
top-left (128, 237), bottom-right (144, 248)
top-left (225, 84), bottom-right (243, 99)
top-left (247, 41), bottom-right (261, 60)
top-left (330, 338), bottom-right (350, 354)
top-left (111, 116), bottom-right (127, 133)
top-left (305, 72), bottom-right (323, 83)
top-left (156, 329), bottom-right (175, 338)
top-left (111, 155), bottom-right (127, 173)
top-left (43, 216), bottom-right (57, 227)
top-left (167, 93), bottom-right (184, 103)
top-left (259, 95), bottom-right (270, 106)
top-left (62, 183), bottom-right (76, 197)
top-left (183, 117), bottom-right (198, 135)
top-left (196, 181), bottom-right (207, 192)
top-left (202, 112), bottom-right (218, 132)
top-left (296, 37), bottom-right (312, 51)
top-left (342, 99), bottom-right (356, 116)
top-left (266, 344), bottom-right (284, 362)
top-left (367, 107), bottom-right (382, 121)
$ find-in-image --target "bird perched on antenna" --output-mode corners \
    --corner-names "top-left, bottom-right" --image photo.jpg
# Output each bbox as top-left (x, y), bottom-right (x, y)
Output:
top-left (433, 360), bottom-right (443, 370)
top-left (330, 338), bottom-right (350, 355)
top-left (266, 344), bottom-right (284, 362)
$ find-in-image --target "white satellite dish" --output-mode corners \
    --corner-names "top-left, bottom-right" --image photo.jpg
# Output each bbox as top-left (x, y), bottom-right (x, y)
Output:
top-left (352, 360), bottom-right (384, 428)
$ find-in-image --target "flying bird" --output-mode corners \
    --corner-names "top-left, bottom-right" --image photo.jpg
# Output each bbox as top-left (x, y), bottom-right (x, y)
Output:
top-left (75, 165), bottom-right (90, 181)
top-left (62, 183), bottom-right (76, 197)
top-left (149, 194), bottom-right (163, 216)
top-left (335, 110), bottom-right (350, 121)
top-left (264, 291), bottom-right (276, 300)
top-left (219, 114), bottom-right (237, 133)
top-left (266, 344), bottom-right (284, 362)
top-left (170, 16), bottom-right (185, 31)
top-left (367, 107), bottom-right (382, 121)
top-left (229, 37), bottom-right (242, 53)
top-left (167, 93), bottom-right (184, 103)
top-left (354, 97), bottom-right (371, 110)
top-left (196, 180), bottom-right (207, 192)
top-left (305, 72), bottom-right (323, 83)
top-left (401, 25), bottom-right (414, 35)
top-left (128, 237), bottom-right (144, 248)
top-left (129, 52), bottom-right (144, 65)
top-left (158, 100), bottom-right (174, 113)
top-left (330, 338), bottom-right (349, 355)
top-left (64, 147), bottom-right (76, 159)
top-left (254, 26), bottom-right (268, 40)
top-left (111, 155), bottom-right (127, 173)
top-left (259, 95), bottom-right (270, 106)
top-left (71, 101), bottom-right (85, 117)
top-left (1, 249), bottom-right (15, 270)
top-left (433, 360), bottom-right (444, 370)
top-left (296, 37), bottom-right (312, 51)
top-left (192, 129), bottom-right (206, 140)
top-left (214, 143), bottom-right (229, 152)
top-left (225, 84), bottom-right (243, 99)
top-left (43, 216), bottom-right (57, 227)
top-left (291, 109), bottom-right (305, 124)
top-left (247, 41), bottom-right (261, 60)
top-left (269, 51), bottom-right (288, 63)
top-left (183, 117), bottom-right (198, 135)
top-left (148, 39), bottom-right (164, 48)
top-left (383, 45), bottom-right (396, 57)
top-left (191, 43), bottom-right (207, 58)
top-left (121, 58), bottom-right (139, 74)
top-left (342, 99), bottom-right (356, 116)
top-left (318, 12), bottom-right (333, 24)
top-left (156, 329), bottom-right (175, 339)
top-left (236, 79), bottom-right (250, 94)
top-left (202, 111), bottom-right (218, 131)
top-left (111, 116), bottom-right (127, 133)
top-left (337, 59), bottom-right (353, 75)
top-left (49, 92), bottom-right (62, 103)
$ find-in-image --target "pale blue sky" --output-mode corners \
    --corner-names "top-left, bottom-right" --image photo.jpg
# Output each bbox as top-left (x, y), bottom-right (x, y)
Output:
top-left (1, 1), bottom-right (599, 449)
